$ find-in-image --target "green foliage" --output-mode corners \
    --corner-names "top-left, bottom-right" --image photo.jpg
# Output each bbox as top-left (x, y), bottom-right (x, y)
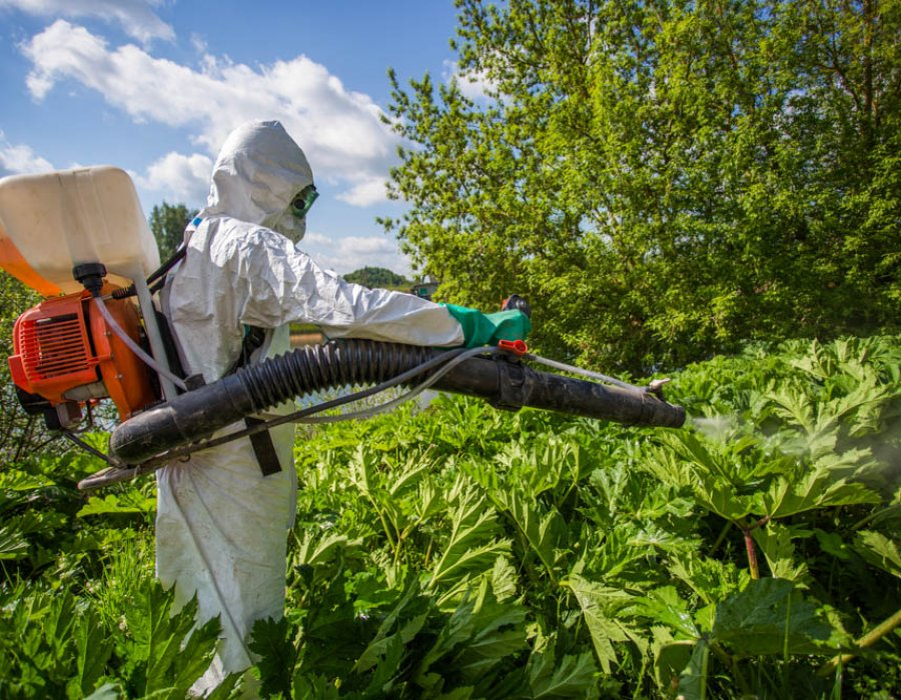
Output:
top-left (344, 266), bottom-right (410, 290)
top-left (383, 0), bottom-right (901, 372)
top-left (148, 202), bottom-right (195, 261)
top-left (1, 335), bottom-right (899, 697)
top-left (274, 335), bottom-right (900, 697)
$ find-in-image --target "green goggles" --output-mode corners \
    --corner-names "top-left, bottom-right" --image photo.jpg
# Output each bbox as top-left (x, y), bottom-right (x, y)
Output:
top-left (290, 185), bottom-right (319, 218)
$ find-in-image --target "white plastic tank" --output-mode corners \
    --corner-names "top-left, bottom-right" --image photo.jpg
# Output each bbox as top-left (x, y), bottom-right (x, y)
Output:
top-left (0, 166), bottom-right (161, 296)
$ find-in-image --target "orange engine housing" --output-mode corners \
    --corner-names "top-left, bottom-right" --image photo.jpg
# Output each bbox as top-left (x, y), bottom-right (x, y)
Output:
top-left (8, 287), bottom-right (159, 422)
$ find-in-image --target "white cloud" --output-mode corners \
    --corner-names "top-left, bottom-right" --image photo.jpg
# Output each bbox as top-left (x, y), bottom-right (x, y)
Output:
top-left (300, 231), bottom-right (413, 276)
top-left (0, 0), bottom-right (174, 43)
top-left (134, 151), bottom-right (212, 208)
top-left (442, 59), bottom-right (495, 100)
top-left (0, 130), bottom-right (54, 175)
top-left (336, 176), bottom-right (388, 207)
top-left (21, 20), bottom-right (401, 206)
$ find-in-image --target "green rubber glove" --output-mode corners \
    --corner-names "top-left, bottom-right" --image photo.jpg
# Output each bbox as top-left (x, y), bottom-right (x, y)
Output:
top-left (443, 303), bottom-right (532, 348)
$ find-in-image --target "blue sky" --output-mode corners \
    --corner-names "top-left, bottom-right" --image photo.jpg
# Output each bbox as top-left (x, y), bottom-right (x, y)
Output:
top-left (0, 0), bottom-right (480, 276)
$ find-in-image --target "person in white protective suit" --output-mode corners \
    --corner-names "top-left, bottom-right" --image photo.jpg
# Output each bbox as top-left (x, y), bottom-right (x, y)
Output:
top-left (155, 119), bottom-right (530, 693)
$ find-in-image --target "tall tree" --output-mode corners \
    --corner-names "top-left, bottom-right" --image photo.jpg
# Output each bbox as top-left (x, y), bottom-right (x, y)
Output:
top-left (383, 0), bottom-right (900, 371)
top-left (149, 202), bottom-right (195, 261)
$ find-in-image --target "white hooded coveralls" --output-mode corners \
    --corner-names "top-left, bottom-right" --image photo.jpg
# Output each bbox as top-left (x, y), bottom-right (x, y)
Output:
top-left (156, 120), bottom-right (464, 690)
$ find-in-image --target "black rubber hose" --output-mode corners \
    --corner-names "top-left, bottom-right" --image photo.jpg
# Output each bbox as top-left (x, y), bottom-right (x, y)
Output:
top-left (109, 339), bottom-right (685, 465)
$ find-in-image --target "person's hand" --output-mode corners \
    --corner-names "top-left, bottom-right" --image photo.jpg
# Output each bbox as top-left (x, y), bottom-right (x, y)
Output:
top-left (443, 304), bottom-right (532, 348)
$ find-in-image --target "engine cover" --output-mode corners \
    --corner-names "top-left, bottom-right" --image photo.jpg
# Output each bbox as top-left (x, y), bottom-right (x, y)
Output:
top-left (8, 289), bottom-right (158, 424)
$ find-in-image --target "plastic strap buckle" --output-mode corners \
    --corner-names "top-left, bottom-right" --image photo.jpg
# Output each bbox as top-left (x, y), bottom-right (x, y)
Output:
top-left (498, 339), bottom-right (528, 356)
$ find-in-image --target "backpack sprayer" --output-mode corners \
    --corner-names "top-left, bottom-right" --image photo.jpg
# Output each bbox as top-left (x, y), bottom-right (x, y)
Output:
top-left (0, 167), bottom-right (685, 491)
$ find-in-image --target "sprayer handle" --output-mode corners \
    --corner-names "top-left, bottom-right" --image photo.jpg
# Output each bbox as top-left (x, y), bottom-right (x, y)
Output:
top-left (501, 294), bottom-right (531, 318)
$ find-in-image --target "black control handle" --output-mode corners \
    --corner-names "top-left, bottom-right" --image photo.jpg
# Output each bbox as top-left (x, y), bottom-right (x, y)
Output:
top-left (501, 294), bottom-right (531, 318)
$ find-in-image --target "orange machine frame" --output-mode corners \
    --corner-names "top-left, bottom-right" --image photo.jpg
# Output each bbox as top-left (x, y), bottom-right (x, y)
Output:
top-left (9, 286), bottom-right (158, 420)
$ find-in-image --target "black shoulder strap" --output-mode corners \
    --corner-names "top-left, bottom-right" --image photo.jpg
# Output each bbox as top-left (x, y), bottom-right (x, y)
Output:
top-left (228, 325), bottom-right (267, 374)
top-left (231, 326), bottom-right (282, 476)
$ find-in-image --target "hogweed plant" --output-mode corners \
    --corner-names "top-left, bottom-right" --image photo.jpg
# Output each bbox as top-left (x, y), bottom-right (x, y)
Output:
top-left (0, 336), bottom-right (898, 697)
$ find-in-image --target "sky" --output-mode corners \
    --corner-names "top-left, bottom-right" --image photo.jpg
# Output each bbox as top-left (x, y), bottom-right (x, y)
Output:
top-left (0, 0), bottom-right (477, 277)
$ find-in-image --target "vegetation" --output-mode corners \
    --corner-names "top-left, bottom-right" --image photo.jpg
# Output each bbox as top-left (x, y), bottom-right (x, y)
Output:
top-left (149, 202), bottom-right (195, 262)
top-left (2, 2), bottom-right (900, 697)
top-left (0, 274), bottom-right (49, 463)
top-left (1, 336), bottom-right (899, 697)
top-left (344, 266), bottom-right (411, 290)
top-left (382, 0), bottom-right (900, 372)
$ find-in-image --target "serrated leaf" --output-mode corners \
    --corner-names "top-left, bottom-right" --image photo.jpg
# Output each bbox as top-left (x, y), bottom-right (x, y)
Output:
top-left (496, 488), bottom-right (567, 577)
top-left (451, 584), bottom-right (528, 681)
top-left (567, 574), bottom-right (635, 673)
top-left (428, 482), bottom-right (508, 588)
top-left (248, 616), bottom-right (295, 699)
top-left (353, 580), bottom-right (429, 674)
top-left (83, 682), bottom-right (123, 700)
top-left (667, 553), bottom-right (751, 607)
top-left (294, 529), bottom-right (359, 568)
top-left (752, 522), bottom-right (808, 581)
top-left (490, 555), bottom-right (518, 602)
top-left (0, 469), bottom-right (54, 492)
top-left (712, 578), bottom-right (833, 656)
top-left (693, 482), bottom-right (760, 522)
top-left (529, 648), bottom-right (598, 698)
top-left (764, 469), bottom-right (880, 518)
top-left (631, 586), bottom-right (700, 640)
top-left (853, 531), bottom-right (901, 579)
top-left (127, 581), bottom-right (222, 698)
top-left (814, 529), bottom-right (852, 561)
top-left (77, 492), bottom-right (156, 517)
top-left (74, 608), bottom-right (113, 697)
top-left (291, 673), bottom-right (340, 700)
top-left (0, 524), bottom-right (30, 559)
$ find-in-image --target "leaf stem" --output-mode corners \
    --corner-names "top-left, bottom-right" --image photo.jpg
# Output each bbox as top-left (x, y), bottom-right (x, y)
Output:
top-left (818, 607), bottom-right (901, 675)
top-left (710, 521), bottom-right (732, 555)
top-left (709, 642), bottom-right (750, 696)
top-left (742, 523), bottom-right (760, 580)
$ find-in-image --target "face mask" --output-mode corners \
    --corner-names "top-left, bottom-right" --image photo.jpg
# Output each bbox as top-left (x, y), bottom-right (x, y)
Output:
top-left (267, 209), bottom-right (307, 242)
top-left (265, 184), bottom-right (318, 243)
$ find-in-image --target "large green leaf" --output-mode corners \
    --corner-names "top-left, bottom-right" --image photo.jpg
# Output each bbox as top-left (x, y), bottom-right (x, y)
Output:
top-left (413, 582), bottom-right (527, 689)
top-left (72, 608), bottom-right (113, 698)
top-left (566, 574), bottom-right (636, 673)
top-left (0, 524), bottom-right (30, 560)
top-left (764, 469), bottom-right (880, 518)
top-left (528, 645), bottom-right (598, 699)
top-left (125, 582), bottom-right (223, 698)
top-left (853, 531), bottom-right (901, 579)
top-left (751, 522), bottom-right (809, 581)
top-left (712, 578), bottom-right (834, 656)
top-left (353, 580), bottom-right (430, 675)
top-left (428, 479), bottom-right (510, 588)
top-left (248, 616), bottom-right (295, 699)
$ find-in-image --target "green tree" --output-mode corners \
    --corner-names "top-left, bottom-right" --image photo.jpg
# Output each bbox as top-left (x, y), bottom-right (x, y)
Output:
top-left (383, 0), bottom-right (900, 372)
top-left (149, 202), bottom-right (194, 261)
top-left (344, 266), bottom-right (410, 289)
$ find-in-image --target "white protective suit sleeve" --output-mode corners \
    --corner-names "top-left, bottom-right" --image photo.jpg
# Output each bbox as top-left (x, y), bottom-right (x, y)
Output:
top-left (155, 120), bottom-right (466, 695)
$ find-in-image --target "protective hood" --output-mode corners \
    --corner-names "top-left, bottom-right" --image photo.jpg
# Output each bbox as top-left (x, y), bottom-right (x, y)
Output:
top-left (200, 120), bottom-right (314, 240)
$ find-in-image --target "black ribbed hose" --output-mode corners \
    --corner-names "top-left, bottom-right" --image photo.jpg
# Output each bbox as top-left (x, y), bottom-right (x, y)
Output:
top-left (109, 339), bottom-right (685, 465)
